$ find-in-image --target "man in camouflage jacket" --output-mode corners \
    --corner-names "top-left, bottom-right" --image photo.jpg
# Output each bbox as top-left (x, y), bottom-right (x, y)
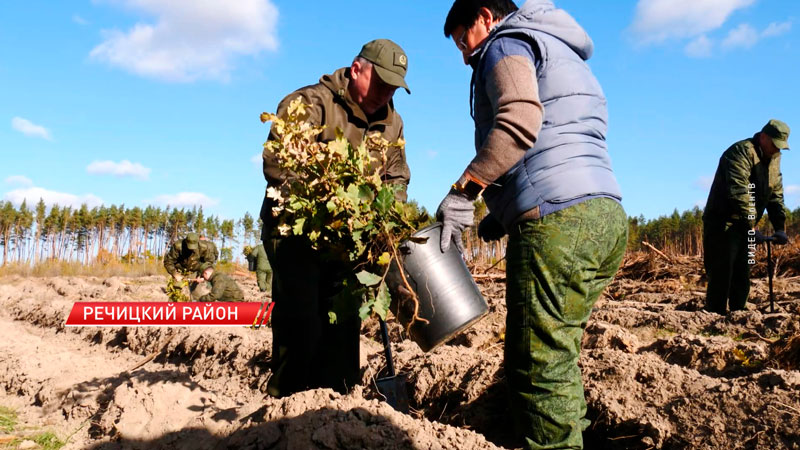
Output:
top-left (259, 39), bottom-right (411, 398)
top-left (164, 232), bottom-right (218, 278)
top-left (164, 232), bottom-right (218, 299)
top-left (703, 119), bottom-right (791, 314)
top-left (196, 267), bottom-right (245, 302)
top-left (244, 243), bottom-right (272, 292)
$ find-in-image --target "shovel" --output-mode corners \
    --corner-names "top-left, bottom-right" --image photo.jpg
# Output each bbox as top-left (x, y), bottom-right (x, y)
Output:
top-left (766, 237), bottom-right (775, 313)
top-left (376, 317), bottom-right (409, 413)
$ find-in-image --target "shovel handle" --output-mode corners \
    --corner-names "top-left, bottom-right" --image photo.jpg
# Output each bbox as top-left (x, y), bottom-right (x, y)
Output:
top-left (767, 240), bottom-right (775, 313)
top-left (379, 318), bottom-right (396, 377)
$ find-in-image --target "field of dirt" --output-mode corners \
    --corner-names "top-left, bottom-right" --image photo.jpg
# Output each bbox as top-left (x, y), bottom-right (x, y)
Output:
top-left (1, 253), bottom-right (799, 449)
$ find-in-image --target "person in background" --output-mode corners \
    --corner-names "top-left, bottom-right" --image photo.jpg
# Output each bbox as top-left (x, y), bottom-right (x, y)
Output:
top-left (702, 119), bottom-right (790, 315)
top-left (164, 232), bottom-right (218, 299)
top-left (244, 243), bottom-right (272, 293)
top-left (195, 266), bottom-right (245, 302)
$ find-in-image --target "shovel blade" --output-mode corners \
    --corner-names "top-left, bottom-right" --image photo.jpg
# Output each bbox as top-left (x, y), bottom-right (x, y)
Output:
top-left (377, 373), bottom-right (409, 413)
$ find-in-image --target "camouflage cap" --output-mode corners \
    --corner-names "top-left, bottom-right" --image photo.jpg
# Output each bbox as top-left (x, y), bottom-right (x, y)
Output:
top-left (185, 232), bottom-right (199, 250)
top-left (762, 119), bottom-right (790, 150)
top-left (358, 39), bottom-right (410, 94)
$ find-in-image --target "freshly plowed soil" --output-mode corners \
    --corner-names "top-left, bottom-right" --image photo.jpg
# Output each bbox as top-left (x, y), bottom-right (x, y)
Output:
top-left (1, 255), bottom-right (799, 449)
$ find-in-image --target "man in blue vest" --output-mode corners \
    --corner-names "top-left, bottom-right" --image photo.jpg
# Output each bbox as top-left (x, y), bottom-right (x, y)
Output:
top-left (438, 1), bottom-right (627, 448)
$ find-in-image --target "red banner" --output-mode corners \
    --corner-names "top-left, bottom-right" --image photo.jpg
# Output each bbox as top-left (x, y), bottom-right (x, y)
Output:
top-left (65, 302), bottom-right (274, 327)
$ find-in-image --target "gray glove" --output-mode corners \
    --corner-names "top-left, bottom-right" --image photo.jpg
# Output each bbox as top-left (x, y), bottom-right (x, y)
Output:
top-left (436, 188), bottom-right (475, 253)
top-left (773, 230), bottom-right (788, 245)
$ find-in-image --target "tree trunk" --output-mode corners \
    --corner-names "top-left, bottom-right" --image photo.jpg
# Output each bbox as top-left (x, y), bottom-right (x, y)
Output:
top-left (2, 228), bottom-right (9, 266)
top-left (33, 229), bottom-right (40, 265)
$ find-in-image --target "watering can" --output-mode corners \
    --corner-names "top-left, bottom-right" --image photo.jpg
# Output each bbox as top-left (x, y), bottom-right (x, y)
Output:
top-left (389, 223), bottom-right (489, 352)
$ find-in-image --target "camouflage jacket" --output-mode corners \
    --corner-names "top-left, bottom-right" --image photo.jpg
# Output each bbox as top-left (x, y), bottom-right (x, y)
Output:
top-left (198, 272), bottom-right (244, 302)
top-left (703, 135), bottom-right (786, 230)
top-left (246, 243), bottom-right (271, 272)
top-left (163, 240), bottom-right (218, 276)
top-left (262, 67), bottom-right (410, 201)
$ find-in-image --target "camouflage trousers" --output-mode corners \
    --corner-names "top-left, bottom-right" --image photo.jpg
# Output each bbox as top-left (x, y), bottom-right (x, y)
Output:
top-left (262, 233), bottom-right (361, 398)
top-left (505, 198), bottom-right (627, 450)
top-left (702, 220), bottom-right (750, 314)
top-left (256, 268), bottom-right (273, 293)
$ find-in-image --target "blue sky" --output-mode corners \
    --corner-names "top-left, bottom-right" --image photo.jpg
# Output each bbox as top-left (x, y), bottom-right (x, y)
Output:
top-left (1, 0), bottom-right (798, 224)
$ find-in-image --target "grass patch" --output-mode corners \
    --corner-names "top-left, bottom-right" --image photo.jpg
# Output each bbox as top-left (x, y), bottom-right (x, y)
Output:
top-left (32, 431), bottom-right (65, 450)
top-left (0, 406), bottom-right (17, 433)
top-left (700, 329), bottom-right (727, 338)
top-left (0, 260), bottom-right (247, 279)
top-left (214, 261), bottom-right (240, 275)
top-left (654, 327), bottom-right (678, 339)
top-left (0, 260), bottom-right (165, 278)
top-left (2, 433), bottom-right (65, 450)
top-left (0, 406), bottom-right (66, 450)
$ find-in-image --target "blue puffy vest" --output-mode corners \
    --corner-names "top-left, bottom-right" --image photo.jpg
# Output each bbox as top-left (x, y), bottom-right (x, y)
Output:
top-left (472, 0), bottom-right (622, 228)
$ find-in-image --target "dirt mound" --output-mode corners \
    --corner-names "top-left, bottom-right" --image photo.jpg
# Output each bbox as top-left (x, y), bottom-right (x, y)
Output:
top-left (638, 334), bottom-right (768, 378)
top-left (2, 263), bottom-right (800, 449)
top-left (582, 349), bottom-right (800, 450)
top-left (768, 334), bottom-right (800, 371)
top-left (80, 387), bottom-right (502, 450)
top-left (0, 276), bottom-right (506, 449)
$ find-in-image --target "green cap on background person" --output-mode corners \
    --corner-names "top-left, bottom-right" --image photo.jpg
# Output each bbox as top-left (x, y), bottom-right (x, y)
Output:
top-left (762, 119), bottom-right (790, 150)
top-left (185, 232), bottom-right (199, 250)
top-left (358, 39), bottom-right (410, 94)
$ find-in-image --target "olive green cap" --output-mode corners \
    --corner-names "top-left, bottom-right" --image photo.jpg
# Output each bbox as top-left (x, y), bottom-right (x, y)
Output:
top-left (762, 119), bottom-right (790, 150)
top-left (358, 39), bottom-right (410, 94)
top-left (185, 232), bottom-right (199, 250)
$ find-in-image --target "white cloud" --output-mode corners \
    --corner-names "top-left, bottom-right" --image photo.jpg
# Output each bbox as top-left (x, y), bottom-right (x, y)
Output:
top-left (722, 23), bottom-right (759, 49)
top-left (11, 117), bottom-right (53, 141)
top-left (90, 0), bottom-right (279, 82)
top-left (693, 175), bottom-right (714, 190)
top-left (86, 159), bottom-right (151, 180)
top-left (685, 35), bottom-right (714, 58)
top-left (3, 187), bottom-right (103, 208)
top-left (73, 14), bottom-right (89, 25)
top-left (721, 21), bottom-right (793, 51)
top-left (251, 153), bottom-right (262, 166)
top-left (152, 192), bottom-right (218, 208)
top-left (631, 0), bottom-right (755, 43)
top-left (762, 21), bottom-right (792, 38)
top-left (785, 185), bottom-right (800, 195)
top-left (4, 175), bottom-right (33, 187)
top-left (426, 150), bottom-right (438, 159)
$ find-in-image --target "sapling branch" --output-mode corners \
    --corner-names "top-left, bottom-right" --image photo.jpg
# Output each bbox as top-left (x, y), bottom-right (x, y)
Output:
top-left (261, 97), bottom-right (431, 322)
